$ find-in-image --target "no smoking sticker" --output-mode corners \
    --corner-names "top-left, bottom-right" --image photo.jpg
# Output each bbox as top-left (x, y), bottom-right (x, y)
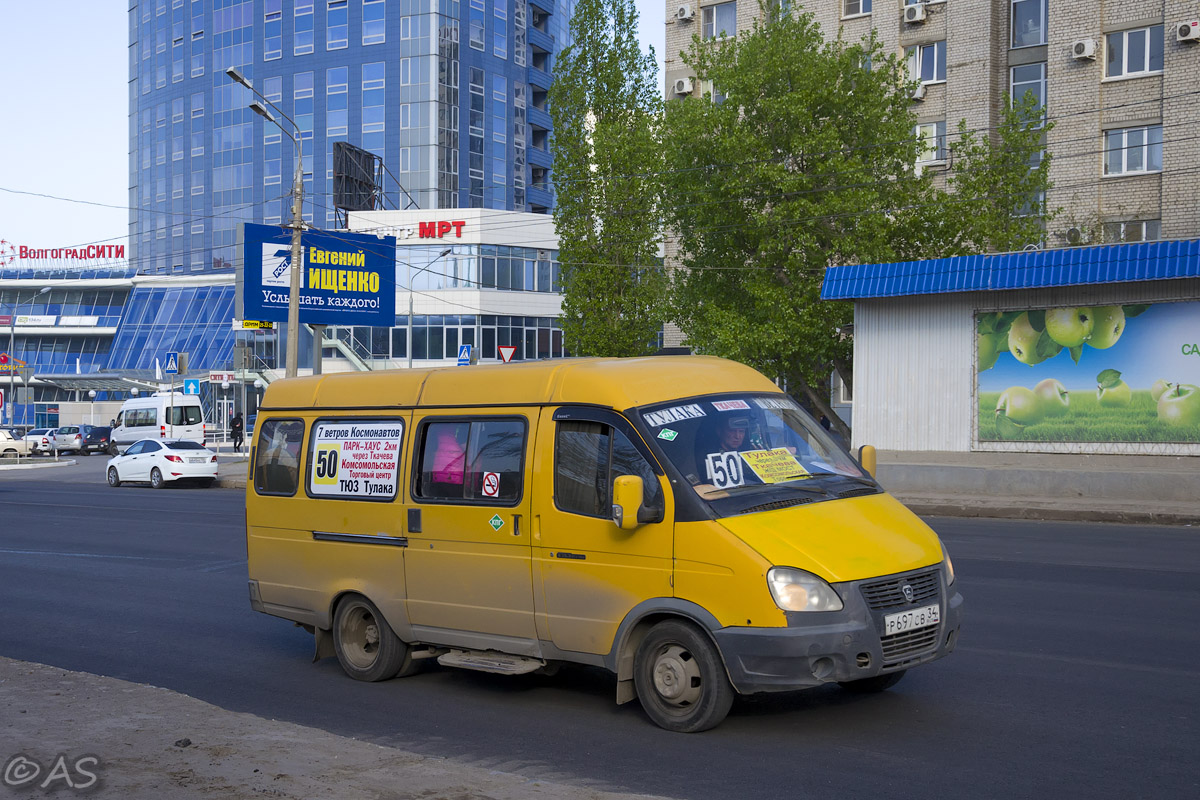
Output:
top-left (481, 471), bottom-right (501, 498)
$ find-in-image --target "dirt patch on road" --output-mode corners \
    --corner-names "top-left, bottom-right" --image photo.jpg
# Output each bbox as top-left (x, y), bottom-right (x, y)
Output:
top-left (0, 658), bottom-right (669, 799)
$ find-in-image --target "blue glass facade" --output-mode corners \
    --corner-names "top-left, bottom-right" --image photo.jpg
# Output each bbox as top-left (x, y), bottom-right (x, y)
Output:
top-left (129, 0), bottom-right (569, 278)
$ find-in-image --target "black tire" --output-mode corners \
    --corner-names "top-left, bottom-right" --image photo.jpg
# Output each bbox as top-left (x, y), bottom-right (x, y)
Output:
top-left (79, 449), bottom-right (89, 457)
top-left (633, 620), bottom-right (734, 733)
top-left (150, 467), bottom-right (166, 489)
top-left (838, 670), bottom-right (907, 694)
top-left (107, 467), bottom-right (121, 488)
top-left (1, 449), bottom-right (16, 460)
top-left (198, 478), bottom-right (216, 488)
top-left (107, 442), bottom-right (118, 456)
top-left (332, 594), bottom-right (415, 682)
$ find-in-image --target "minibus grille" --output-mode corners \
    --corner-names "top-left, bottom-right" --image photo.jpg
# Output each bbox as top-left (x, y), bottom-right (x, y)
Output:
top-left (860, 569), bottom-right (941, 610)
top-left (881, 624), bottom-right (941, 665)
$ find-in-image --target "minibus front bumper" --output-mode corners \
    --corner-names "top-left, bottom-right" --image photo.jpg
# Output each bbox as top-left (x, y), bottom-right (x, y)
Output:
top-left (712, 572), bottom-right (963, 695)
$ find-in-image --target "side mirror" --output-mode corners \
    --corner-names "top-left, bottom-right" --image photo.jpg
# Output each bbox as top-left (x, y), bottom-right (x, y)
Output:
top-left (857, 444), bottom-right (877, 479)
top-left (612, 474), bottom-right (645, 531)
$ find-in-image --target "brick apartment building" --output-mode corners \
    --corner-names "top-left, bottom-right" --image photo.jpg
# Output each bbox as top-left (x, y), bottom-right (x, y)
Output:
top-left (663, 0), bottom-right (1200, 246)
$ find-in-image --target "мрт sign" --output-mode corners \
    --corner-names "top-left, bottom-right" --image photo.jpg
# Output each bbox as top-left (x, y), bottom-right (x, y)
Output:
top-left (241, 223), bottom-right (396, 327)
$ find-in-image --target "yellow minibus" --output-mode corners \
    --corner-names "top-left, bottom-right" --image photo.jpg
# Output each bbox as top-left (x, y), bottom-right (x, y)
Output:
top-left (246, 356), bottom-right (962, 732)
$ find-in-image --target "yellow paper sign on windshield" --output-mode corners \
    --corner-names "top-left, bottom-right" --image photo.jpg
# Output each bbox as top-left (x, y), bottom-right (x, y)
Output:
top-left (739, 448), bottom-right (809, 484)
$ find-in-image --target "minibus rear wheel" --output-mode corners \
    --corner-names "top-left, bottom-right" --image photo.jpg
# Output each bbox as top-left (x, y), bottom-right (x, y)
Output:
top-left (634, 620), bottom-right (734, 733)
top-left (333, 595), bottom-right (413, 682)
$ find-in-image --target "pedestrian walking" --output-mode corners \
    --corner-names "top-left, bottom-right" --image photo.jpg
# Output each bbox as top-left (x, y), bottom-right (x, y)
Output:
top-left (231, 412), bottom-right (244, 453)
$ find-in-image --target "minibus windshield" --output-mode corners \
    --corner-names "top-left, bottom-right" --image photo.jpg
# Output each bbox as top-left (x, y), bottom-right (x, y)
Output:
top-left (637, 393), bottom-right (868, 504)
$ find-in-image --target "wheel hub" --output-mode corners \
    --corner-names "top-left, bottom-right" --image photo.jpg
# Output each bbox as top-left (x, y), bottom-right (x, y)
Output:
top-left (652, 645), bottom-right (701, 706)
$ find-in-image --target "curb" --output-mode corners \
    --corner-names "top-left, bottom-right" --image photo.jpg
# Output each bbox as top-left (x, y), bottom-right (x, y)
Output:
top-left (896, 496), bottom-right (1200, 526)
top-left (0, 458), bottom-right (79, 472)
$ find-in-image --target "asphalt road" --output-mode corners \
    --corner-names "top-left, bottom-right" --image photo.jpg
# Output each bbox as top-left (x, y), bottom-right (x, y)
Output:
top-left (2, 457), bottom-right (1197, 799)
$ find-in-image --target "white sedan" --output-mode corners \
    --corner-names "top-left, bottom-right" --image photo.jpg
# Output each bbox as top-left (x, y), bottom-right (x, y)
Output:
top-left (106, 438), bottom-right (219, 489)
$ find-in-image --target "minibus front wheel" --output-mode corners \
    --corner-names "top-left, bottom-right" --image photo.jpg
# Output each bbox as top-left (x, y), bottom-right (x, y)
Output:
top-left (634, 620), bottom-right (734, 733)
top-left (333, 594), bottom-right (416, 682)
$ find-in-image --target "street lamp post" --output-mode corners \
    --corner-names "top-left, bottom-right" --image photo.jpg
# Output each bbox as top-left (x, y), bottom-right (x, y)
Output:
top-left (407, 248), bottom-right (454, 370)
top-left (226, 67), bottom-right (305, 380)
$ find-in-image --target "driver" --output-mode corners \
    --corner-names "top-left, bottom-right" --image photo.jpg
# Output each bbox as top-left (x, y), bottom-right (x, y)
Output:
top-left (693, 415), bottom-right (753, 483)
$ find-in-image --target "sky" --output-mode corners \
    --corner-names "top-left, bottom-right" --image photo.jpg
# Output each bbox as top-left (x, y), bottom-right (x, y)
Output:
top-left (0, 1), bottom-right (666, 255)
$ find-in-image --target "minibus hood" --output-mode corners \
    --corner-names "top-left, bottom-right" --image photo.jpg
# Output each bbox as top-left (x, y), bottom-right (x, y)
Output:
top-left (716, 492), bottom-right (942, 583)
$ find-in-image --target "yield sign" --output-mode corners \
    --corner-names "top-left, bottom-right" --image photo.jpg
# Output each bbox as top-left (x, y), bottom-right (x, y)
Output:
top-left (497, 345), bottom-right (516, 363)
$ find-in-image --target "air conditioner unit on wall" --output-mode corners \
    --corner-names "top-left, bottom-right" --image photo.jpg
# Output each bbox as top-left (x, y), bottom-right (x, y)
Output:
top-left (1177, 21), bottom-right (1200, 42)
top-left (676, 4), bottom-right (695, 21)
top-left (673, 77), bottom-right (694, 96)
top-left (903, 4), bottom-right (927, 24)
top-left (1071, 38), bottom-right (1097, 59)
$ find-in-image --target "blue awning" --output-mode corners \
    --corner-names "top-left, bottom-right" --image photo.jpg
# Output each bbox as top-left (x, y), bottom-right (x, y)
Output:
top-left (820, 239), bottom-right (1200, 300)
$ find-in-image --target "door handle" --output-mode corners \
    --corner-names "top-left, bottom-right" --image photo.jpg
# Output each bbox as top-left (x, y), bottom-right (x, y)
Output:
top-left (512, 514), bottom-right (521, 537)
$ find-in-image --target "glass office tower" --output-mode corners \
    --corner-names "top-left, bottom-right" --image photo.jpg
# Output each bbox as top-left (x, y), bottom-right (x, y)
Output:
top-left (129, 0), bottom-right (568, 278)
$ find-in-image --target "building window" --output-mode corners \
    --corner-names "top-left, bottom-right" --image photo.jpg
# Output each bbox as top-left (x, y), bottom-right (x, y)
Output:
top-left (1010, 62), bottom-right (1046, 121)
top-left (295, 1), bottom-right (314, 55)
top-left (916, 121), bottom-right (947, 164)
top-left (1103, 220), bottom-right (1161, 242)
top-left (327, 67), bottom-right (348, 137)
top-left (494, 3), bottom-right (508, 59)
top-left (1011, 0), bottom-right (1046, 48)
top-left (264, 0), bottom-right (282, 60)
top-left (327, 0), bottom-right (349, 50)
top-left (907, 41), bottom-right (946, 84)
top-left (1106, 26), bottom-right (1164, 79)
top-left (363, 61), bottom-right (386, 156)
top-left (469, 0), bottom-right (485, 50)
top-left (843, 0), bottom-right (871, 16)
top-left (1104, 125), bottom-right (1163, 175)
top-left (703, 2), bottom-right (736, 39)
top-left (363, 0), bottom-right (385, 45)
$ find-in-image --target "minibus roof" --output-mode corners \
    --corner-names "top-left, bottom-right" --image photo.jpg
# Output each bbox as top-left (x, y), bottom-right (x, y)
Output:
top-left (259, 356), bottom-right (781, 412)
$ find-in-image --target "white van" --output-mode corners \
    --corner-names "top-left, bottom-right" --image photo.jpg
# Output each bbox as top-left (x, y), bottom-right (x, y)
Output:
top-left (110, 392), bottom-right (207, 453)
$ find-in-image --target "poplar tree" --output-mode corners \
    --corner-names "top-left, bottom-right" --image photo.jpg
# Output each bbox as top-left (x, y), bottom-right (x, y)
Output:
top-left (548, 0), bottom-right (667, 356)
top-left (661, 6), bottom-right (1052, 438)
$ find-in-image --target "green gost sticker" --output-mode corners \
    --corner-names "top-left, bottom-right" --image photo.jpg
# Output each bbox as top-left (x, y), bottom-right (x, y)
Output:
top-left (489, 514), bottom-right (504, 532)
top-left (657, 428), bottom-right (679, 441)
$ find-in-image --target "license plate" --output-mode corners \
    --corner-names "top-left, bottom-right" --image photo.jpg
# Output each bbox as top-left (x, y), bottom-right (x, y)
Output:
top-left (883, 603), bottom-right (940, 635)
top-left (188, 457), bottom-right (207, 464)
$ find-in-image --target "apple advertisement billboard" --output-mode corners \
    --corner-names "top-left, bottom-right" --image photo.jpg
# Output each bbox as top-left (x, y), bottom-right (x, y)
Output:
top-left (977, 301), bottom-right (1200, 442)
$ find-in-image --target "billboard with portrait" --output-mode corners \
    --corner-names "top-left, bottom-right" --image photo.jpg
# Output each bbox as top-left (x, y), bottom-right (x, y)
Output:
top-left (977, 301), bottom-right (1200, 443)
top-left (242, 223), bottom-right (396, 326)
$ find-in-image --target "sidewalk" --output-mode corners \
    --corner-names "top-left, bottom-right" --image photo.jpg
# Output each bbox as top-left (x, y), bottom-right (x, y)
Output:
top-left (876, 451), bottom-right (1199, 525)
top-left (0, 657), bottom-right (664, 800)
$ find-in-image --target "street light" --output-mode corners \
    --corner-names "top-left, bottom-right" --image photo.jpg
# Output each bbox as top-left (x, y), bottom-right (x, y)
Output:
top-left (88, 389), bottom-right (96, 425)
top-left (407, 248), bottom-right (454, 370)
top-left (8, 286), bottom-right (50, 427)
top-left (226, 66), bottom-right (305, 380)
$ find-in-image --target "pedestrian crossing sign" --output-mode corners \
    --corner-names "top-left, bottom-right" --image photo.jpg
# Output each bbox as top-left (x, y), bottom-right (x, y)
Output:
top-left (165, 351), bottom-right (179, 374)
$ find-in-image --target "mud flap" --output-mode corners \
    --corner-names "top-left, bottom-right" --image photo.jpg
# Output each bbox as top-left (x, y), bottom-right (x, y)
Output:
top-left (313, 627), bottom-right (336, 662)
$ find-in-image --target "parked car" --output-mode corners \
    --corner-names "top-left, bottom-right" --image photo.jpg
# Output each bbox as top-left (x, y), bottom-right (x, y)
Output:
top-left (51, 425), bottom-right (95, 455)
top-left (25, 428), bottom-right (53, 454)
top-left (106, 438), bottom-right (219, 489)
top-left (0, 428), bottom-right (32, 459)
top-left (81, 426), bottom-right (113, 456)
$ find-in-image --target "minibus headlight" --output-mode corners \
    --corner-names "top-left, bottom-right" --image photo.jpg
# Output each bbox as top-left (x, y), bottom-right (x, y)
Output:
top-left (767, 567), bottom-right (843, 612)
top-left (941, 543), bottom-right (956, 586)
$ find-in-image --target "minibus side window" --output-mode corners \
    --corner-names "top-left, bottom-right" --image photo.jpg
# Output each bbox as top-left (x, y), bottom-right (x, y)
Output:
top-left (414, 418), bottom-right (525, 504)
top-left (254, 419), bottom-right (305, 496)
top-left (555, 421), bottom-right (664, 522)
